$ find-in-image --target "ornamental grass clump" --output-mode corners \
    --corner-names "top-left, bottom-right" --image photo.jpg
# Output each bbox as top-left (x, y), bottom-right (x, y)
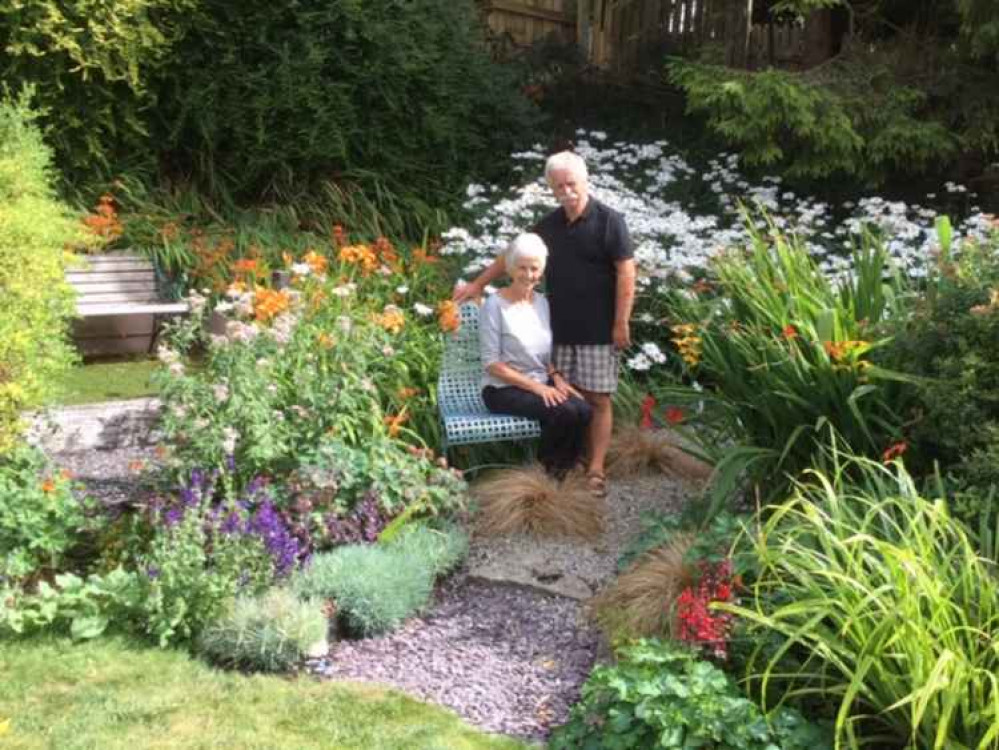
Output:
top-left (606, 424), bottom-right (713, 483)
top-left (732, 452), bottom-right (999, 749)
top-left (588, 532), bottom-right (696, 640)
top-left (472, 464), bottom-right (604, 540)
top-left (198, 589), bottom-right (328, 673)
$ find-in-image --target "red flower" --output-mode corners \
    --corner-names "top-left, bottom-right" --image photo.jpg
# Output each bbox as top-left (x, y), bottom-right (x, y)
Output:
top-left (782, 324), bottom-right (799, 340)
top-left (640, 394), bottom-right (656, 430)
top-left (664, 406), bottom-right (685, 425)
top-left (882, 441), bottom-right (908, 464)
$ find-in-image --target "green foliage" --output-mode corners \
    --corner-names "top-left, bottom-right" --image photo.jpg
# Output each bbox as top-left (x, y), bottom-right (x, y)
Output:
top-left (884, 228), bottom-right (999, 534)
top-left (291, 544), bottom-right (434, 638)
top-left (731, 451), bottom-right (999, 749)
top-left (0, 89), bottom-right (79, 452)
top-left (549, 639), bottom-right (833, 750)
top-left (656, 219), bottom-right (914, 514)
top-left (0, 0), bottom-right (195, 176)
top-left (617, 510), bottom-right (751, 573)
top-left (0, 445), bottom-right (88, 581)
top-left (0, 568), bottom-right (141, 640)
top-left (197, 589), bottom-right (328, 672)
top-left (383, 521), bottom-right (469, 578)
top-left (958, 0), bottom-right (999, 62)
top-left (668, 60), bottom-right (958, 184)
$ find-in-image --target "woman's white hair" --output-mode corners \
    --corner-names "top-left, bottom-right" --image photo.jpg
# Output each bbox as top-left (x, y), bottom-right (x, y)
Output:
top-left (504, 232), bottom-right (548, 272)
top-left (544, 150), bottom-right (588, 182)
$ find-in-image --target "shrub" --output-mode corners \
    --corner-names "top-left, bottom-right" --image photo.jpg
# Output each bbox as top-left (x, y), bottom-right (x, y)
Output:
top-left (384, 521), bottom-right (468, 578)
top-left (291, 545), bottom-right (434, 638)
top-left (667, 56), bottom-right (958, 184)
top-left (884, 225), bottom-right (999, 533)
top-left (549, 639), bottom-right (832, 750)
top-left (198, 589), bottom-right (328, 672)
top-left (732, 452), bottom-right (999, 749)
top-left (0, 445), bottom-right (88, 581)
top-left (0, 89), bottom-right (79, 453)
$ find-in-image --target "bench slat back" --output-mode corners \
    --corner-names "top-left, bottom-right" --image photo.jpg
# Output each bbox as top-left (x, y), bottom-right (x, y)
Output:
top-left (438, 302), bottom-right (490, 415)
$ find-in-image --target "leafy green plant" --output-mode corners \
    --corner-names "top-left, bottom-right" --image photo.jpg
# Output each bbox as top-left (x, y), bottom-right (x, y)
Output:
top-left (0, 445), bottom-right (89, 581)
top-left (197, 588), bottom-right (328, 672)
top-left (0, 567), bottom-right (141, 640)
top-left (291, 544), bottom-right (435, 638)
top-left (656, 219), bottom-right (914, 517)
top-left (549, 639), bottom-right (832, 750)
top-left (730, 451), bottom-right (999, 749)
top-left (0, 88), bottom-right (80, 453)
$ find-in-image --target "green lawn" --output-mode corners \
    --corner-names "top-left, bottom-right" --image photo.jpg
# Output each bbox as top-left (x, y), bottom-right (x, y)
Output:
top-left (0, 638), bottom-right (532, 750)
top-left (54, 358), bottom-right (161, 405)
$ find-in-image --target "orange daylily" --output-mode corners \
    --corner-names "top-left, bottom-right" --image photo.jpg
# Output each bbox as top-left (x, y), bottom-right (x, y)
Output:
top-left (438, 300), bottom-right (460, 332)
top-left (253, 287), bottom-right (291, 322)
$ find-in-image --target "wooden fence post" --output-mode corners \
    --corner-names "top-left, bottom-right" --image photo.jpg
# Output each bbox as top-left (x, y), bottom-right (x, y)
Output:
top-left (724, 0), bottom-right (754, 68)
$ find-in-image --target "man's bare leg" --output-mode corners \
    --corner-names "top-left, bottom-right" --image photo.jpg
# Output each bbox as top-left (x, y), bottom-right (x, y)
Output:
top-left (580, 389), bottom-right (613, 487)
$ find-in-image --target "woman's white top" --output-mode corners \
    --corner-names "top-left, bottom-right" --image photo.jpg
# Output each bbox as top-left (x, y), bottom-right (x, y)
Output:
top-left (479, 292), bottom-right (552, 389)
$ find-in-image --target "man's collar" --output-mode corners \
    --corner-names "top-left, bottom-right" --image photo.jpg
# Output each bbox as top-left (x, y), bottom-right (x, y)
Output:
top-left (563, 196), bottom-right (595, 225)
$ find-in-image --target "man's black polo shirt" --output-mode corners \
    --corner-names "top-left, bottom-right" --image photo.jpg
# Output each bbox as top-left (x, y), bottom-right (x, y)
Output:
top-left (533, 198), bottom-right (633, 345)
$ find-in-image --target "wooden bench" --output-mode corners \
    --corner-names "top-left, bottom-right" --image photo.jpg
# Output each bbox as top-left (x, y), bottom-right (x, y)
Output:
top-left (437, 302), bottom-right (541, 454)
top-left (67, 253), bottom-right (187, 356)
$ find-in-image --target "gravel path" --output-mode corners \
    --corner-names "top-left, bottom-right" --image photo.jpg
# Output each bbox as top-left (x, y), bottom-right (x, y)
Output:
top-left (48, 438), bottom-right (691, 744)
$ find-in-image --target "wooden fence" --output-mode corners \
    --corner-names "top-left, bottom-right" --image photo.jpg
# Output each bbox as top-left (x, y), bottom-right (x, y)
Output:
top-left (580, 1), bottom-right (836, 73)
top-left (480, 0), bottom-right (576, 48)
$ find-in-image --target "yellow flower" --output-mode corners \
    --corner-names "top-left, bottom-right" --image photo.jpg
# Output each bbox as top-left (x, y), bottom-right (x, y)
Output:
top-left (0, 717), bottom-right (10, 736)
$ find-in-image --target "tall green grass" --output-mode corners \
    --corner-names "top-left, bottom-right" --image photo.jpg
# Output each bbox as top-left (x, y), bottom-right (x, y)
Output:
top-left (731, 451), bottom-right (999, 749)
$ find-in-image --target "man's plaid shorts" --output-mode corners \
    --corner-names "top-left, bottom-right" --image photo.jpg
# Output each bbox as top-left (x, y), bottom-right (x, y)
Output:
top-left (552, 344), bottom-right (619, 394)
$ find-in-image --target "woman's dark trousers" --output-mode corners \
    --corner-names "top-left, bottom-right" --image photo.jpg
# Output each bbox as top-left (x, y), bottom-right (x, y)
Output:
top-left (482, 384), bottom-right (593, 478)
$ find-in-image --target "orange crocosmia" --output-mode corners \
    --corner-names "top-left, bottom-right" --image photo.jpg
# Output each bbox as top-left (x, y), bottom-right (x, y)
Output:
top-left (397, 386), bottom-right (421, 399)
top-left (253, 287), bottom-right (291, 322)
top-left (437, 301), bottom-right (460, 332)
top-left (373, 236), bottom-right (400, 269)
top-left (639, 394), bottom-right (656, 429)
top-left (40, 478), bottom-right (56, 494)
top-left (665, 406), bottom-right (685, 425)
top-left (303, 250), bottom-right (328, 275)
top-left (332, 224), bottom-right (347, 248)
top-left (782, 324), bottom-right (799, 340)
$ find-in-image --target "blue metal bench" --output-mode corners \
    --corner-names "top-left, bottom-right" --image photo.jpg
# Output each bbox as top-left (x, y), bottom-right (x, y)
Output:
top-left (437, 301), bottom-right (542, 454)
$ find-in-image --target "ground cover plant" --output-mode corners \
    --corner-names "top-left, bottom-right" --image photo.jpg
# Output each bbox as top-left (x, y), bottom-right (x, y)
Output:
top-left (0, 637), bottom-right (527, 749)
top-left (730, 451), bottom-right (999, 749)
top-left (549, 638), bottom-right (832, 750)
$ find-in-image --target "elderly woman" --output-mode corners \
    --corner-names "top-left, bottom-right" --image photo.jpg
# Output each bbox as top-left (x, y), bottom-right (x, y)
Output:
top-left (480, 233), bottom-right (593, 479)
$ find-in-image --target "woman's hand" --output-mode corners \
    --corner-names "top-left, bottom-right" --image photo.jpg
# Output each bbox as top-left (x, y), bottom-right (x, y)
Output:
top-left (552, 372), bottom-right (583, 399)
top-left (535, 383), bottom-right (568, 407)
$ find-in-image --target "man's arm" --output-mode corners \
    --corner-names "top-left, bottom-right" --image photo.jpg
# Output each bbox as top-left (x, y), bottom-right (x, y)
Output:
top-left (453, 256), bottom-right (505, 304)
top-left (613, 258), bottom-right (636, 350)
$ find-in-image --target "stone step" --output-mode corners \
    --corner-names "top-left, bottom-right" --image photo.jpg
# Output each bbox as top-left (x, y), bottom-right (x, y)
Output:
top-left (27, 398), bottom-right (163, 453)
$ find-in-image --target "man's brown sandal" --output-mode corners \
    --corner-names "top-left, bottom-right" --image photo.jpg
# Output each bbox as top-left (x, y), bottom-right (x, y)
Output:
top-left (586, 472), bottom-right (608, 498)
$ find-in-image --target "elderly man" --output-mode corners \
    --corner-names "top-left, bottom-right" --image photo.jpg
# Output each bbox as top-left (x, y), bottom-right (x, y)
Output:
top-left (454, 150), bottom-right (636, 496)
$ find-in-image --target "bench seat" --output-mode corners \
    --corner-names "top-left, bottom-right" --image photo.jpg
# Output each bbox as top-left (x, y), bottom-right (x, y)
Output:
top-left (437, 302), bottom-right (541, 452)
top-left (66, 253), bottom-right (187, 355)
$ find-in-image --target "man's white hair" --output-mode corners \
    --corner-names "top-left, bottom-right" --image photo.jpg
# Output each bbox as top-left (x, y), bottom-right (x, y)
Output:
top-left (504, 232), bottom-right (548, 272)
top-left (544, 150), bottom-right (588, 182)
